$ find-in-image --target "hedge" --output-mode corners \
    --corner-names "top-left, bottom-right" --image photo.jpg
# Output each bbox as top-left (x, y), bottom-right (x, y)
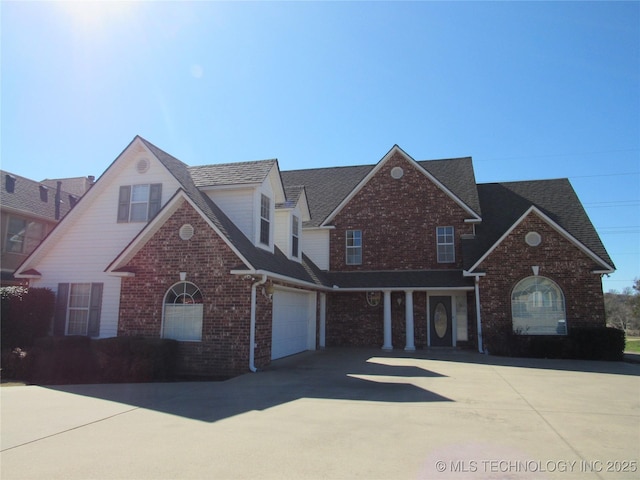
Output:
top-left (1, 287), bottom-right (55, 349)
top-left (484, 325), bottom-right (625, 361)
top-left (1, 336), bottom-right (179, 384)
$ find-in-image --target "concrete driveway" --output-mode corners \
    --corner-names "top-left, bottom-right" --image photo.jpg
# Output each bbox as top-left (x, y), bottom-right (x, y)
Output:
top-left (1, 348), bottom-right (639, 480)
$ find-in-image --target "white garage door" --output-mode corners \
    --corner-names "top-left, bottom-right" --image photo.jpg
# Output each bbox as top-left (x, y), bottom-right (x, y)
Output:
top-left (271, 289), bottom-right (315, 360)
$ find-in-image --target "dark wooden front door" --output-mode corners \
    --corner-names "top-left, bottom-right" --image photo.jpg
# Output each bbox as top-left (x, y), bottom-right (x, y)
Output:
top-left (430, 296), bottom-right (452, 346)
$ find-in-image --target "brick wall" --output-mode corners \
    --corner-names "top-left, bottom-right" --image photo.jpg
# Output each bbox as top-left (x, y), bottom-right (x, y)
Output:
top-left (477, 212), bottom-right (606, 341)
top-left (326, 291), bottom-right (428, 349)
top-left (329, 151), bottom-right (473, 271)
top-left (118, 199), bottom-right (271, 377)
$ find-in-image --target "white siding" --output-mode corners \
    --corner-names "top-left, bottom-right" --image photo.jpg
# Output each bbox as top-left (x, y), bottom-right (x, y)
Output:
top-left (274, 210), bottom-right (291, 257)
top-left (275, 204), bottom-right (303, 261)
top-left (303, 229), bottom-right (330, 270)
top-left (206, 188), bottom-right (255, 239)
top-left (27, 145), bottom-right (182, 338)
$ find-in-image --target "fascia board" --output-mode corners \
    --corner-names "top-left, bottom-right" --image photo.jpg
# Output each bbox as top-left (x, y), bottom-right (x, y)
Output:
top-left (321, 145), bottom-right (481, 226)
top-left (467, 206), bottom-right (615, 274)
top-left (268, 161), bottom-right (287, 204)
top-left (106, 189), bottom-right (255, 274)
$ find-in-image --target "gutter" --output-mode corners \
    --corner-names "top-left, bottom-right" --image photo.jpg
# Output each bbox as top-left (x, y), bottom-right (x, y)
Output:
top-left (249, 274), bottom-right (268, 372)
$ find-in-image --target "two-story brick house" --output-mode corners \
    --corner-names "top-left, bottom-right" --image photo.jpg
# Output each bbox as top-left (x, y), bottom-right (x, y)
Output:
top-left (15, 136), bottom-right (615, 376)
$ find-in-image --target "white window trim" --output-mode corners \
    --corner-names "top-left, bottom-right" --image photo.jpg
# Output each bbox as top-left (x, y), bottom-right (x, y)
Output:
top-left (346, 229), bottom-right (362, 265)
top-left (436, 226), bottom-right (455, 263)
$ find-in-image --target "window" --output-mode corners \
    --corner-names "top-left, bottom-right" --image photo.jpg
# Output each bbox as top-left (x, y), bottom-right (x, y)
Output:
top-left (67, 283), bottom-right (91, 335)
top-left (53, 283), bottom-right (103, 337)
top-left (5, 217), bottom-right (46, 254)
top-left (162, 282), bottom-right (203, 341)
top-left (437, 226), bottom-right (455, 263)
top-left (346, 230), bottom-right (362, 265)
top-left (292, 215), bottom-right (300, 258)
top-left (511, 276), bottom-right (567, 335)
top-left (260, 194), bottom-right (270, 245)
top-left (117, 184), bottom-right (162, 223)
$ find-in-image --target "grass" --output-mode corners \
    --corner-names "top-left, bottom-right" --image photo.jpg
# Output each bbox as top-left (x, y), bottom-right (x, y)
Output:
top-left (625, 337), bottom-right (640, 354)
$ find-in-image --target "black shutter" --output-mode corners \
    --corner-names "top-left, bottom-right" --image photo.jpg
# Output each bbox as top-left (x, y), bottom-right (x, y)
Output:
top-left (53, 283), bottom-right (69, 336)
top-left (87, 283), bottom-right (103, 337)
top-left (148, 183), bottom-right (162, 220)
top-left (117, 186), bottom-right (131, 222)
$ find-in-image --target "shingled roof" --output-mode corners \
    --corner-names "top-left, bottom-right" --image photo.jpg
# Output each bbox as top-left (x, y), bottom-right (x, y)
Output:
top-left (189, 160), bottom-right (277, 187)
top-left (465, 179), bottom-right (615, 271)
top-left (138, 138), bottom-right (324, 287)
top-left (281, 157), bottom-right (480, 227)
top-left (1, 170), bottom-right (76, 221)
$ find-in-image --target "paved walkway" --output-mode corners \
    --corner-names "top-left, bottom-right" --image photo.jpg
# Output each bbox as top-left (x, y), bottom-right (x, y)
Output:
top-left (1, 348), bottom-right (639, 479)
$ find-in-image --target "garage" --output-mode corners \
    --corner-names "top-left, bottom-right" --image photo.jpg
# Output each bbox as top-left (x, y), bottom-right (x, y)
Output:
top-left (271, 289), bottom-right (316, 360)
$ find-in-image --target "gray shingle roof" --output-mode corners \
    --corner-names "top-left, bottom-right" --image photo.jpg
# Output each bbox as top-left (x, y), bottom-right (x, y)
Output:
top-left (418, 157), bottom-right (481, 217)
top-left (280, 157), bottom-right (481, 227)
top-left (465, 179), bottom-right (615, 270)
top-left (139, 138), bottom-right (324, 287)
top-left (189, 160), bottom-right (277, 188)
top-left (1, 170), bottom-right (76, 221)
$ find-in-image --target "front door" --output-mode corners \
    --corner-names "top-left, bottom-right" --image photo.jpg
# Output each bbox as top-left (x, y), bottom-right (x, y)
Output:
top-left (430, 296), bottom-right (452, 346)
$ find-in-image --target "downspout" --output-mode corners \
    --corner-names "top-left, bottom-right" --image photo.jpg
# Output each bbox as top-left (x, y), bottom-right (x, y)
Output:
top-left (249, 274), bottom-right (268, 372)
top-left (475, 276), bottom-right (484, 353)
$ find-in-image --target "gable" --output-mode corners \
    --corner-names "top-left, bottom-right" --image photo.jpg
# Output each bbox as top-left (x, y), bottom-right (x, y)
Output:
top-left (467, 206), bottom-right (615, 274)
top-left (15, 137), bottom-right (183, 278)
top-left (464, 180), bottom-right (614, 274)
top-left (107, 191), bottom-right (253, 275)
top-left (322, 145), bottom-right (481, 226)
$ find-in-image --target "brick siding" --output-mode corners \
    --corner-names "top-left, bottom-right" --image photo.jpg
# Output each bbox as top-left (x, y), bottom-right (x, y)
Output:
top-left (118, 199), bottom-right (272, 377)
top-left (477, 212), bottom-right (606, 341)
top-left (329, 151), bottom-right (474, 271)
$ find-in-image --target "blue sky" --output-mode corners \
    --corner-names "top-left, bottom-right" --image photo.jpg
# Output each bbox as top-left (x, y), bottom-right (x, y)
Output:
top-left (1, 1), bottom-right (639, 292)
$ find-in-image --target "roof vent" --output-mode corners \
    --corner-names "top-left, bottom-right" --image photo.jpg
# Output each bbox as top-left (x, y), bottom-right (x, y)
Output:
top-left (179, 224), bottom-right (194, 241)
top-left (525, 231), bottom-right (542, 247)
top-left (391, 167), bottom-right (404, 179)
top-left (136, 158), bottom-right (150, 174)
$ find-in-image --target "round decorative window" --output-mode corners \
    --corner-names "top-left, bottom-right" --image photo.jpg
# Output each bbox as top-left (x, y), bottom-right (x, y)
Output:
top-left (179, 224), bottom-right (194, 241)
top-left (390, 166), bottom-right (404, 179)
top-left (525, 231), bottom-right (542, 247)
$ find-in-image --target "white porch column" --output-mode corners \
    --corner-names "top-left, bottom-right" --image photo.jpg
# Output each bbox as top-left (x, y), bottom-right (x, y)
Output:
top-left (382, 290), bottom-right (393, 351)
top-left (404, 290), bottom-right (415, 351)
top-left (319, 292), bottom-right (326, 349)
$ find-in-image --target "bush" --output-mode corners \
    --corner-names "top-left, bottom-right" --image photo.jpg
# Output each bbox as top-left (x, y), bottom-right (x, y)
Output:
top-left (93, 337), bottom-right (178, 383)
top-left (1, 287), bottom-right (55, 349)
top-left (484, 325), bottom-right (626, 361)
top-left (2, 336), bottom-right (179, 384)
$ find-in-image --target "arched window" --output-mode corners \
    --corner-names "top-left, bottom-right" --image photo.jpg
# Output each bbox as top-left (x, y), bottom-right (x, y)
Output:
top-left (162, 282), bottom-right (203, 341)
top-left (511, 276), bottom-right (567, 335)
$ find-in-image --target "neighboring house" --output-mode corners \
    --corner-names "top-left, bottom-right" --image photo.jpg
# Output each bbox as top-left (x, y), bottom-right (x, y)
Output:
top-left (14, 137), bottom-right (615, 376)
top-left (1, 171), bottom-right (91, 286)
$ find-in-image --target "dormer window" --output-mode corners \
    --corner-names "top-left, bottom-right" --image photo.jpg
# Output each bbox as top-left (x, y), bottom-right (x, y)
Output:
top-left (292, 215), bottom-right (300, 258)
top-left (117, 184), bottom-right (162, 223)
top-left (260, 194), bottom-right (271, 245)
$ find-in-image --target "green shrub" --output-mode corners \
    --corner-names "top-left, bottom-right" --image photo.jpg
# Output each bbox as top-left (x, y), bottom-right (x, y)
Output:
top-left (484, 325), bottom-right (625, 361)
top-left (2, 336), bottom-right (179, 384)
top-left (93, 337), bottom-right (178, 383)
top-left (1, 287), bottom-right (55, 349)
